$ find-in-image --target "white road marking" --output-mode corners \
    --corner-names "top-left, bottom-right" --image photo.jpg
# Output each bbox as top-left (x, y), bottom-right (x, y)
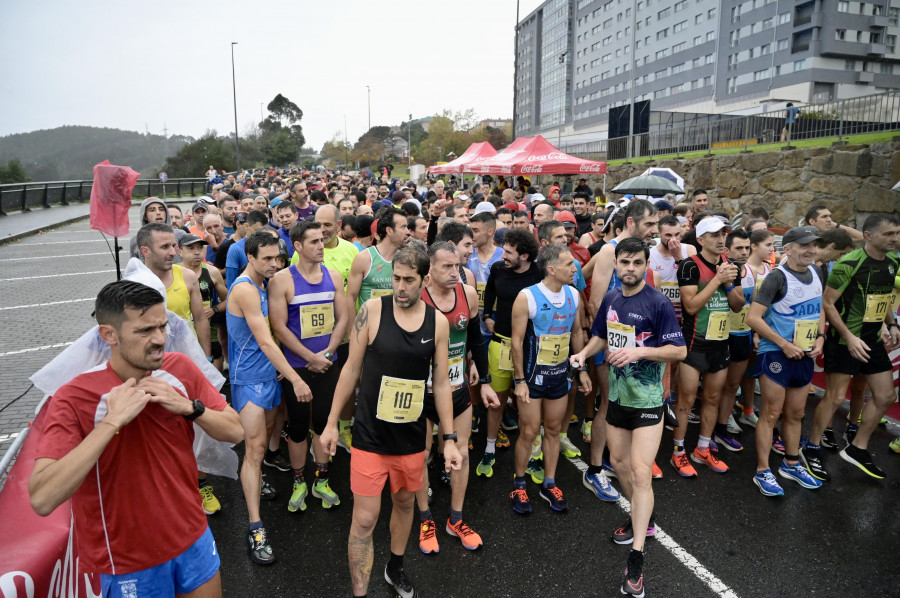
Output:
top-left (6, 251), bottom-right (118, 261)
top-left (0, 432), bottom-right (21, 443)
top-left (0, 298), bottom-right (94, 311)
top-left (7, 239), bottom-right (128, 246)
top-left (566, 454), bottom-right (740, 598)
top-left (1, 269), bottom-right (115, 282)
top-left (0, 342), bottom-right (74, 357)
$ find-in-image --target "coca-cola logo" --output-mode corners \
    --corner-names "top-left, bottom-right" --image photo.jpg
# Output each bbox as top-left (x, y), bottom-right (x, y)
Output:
top-left (521, 165), bottom-right (543, 173)
top-left (525, 152), bottom-right (566, 162)
top-left (579, 164), bottom-right (602, 172)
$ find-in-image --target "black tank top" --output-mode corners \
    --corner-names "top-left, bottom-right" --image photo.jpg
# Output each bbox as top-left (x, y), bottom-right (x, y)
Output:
top-left (353, 295), bottom-right (437, 455)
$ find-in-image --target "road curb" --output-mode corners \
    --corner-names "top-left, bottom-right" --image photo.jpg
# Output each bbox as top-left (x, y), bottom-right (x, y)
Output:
top-left (0, 213), bottom-right (92, 246)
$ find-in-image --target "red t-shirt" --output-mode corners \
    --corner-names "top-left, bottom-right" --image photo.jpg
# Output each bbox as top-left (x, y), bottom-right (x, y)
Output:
top-left (34, 353), bottom-right (227, 575)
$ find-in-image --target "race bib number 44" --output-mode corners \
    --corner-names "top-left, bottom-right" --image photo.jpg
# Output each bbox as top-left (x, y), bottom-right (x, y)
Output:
top-left (793, 320), bottom-right (818, 351)
top-left (427, 356), bottom-right (465, 391)
top-left (376, 376), bottom-right (425, 423)
top-left (607, 321), bottom-right (635, 353)
top-left (537, 333), bottom-right (570, 366)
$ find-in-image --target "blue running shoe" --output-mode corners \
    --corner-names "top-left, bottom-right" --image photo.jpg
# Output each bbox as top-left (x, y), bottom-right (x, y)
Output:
top-left (582, 470), bottom-right (620, 502)
top-left (778, 461), bottom-right (823, 489)
top-left (714, 432), bottom-right (743, 452)
top-left (510, 487), bottom-right (532, 515)
top-left (501, 410), bottom-right (519, 431)
top-left (601, 457), bottom-right (617, 479)
top-left (753, 469), bottom-right (784, 497)
top-left (539, 484), bottom-right (569, 512)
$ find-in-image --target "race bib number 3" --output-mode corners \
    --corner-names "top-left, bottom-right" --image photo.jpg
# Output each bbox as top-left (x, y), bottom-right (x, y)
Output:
top-left (376, 376), bottom-right (425, 423)
top-left (705, 311), bottom-right (730, 341)
top-left (607, 321), bottom-right (635, 353)
top-left (371, 288), bottom-right (393, 298)
top-left (863, 294), bottom-right (891, 323)
top-left (730, 306), bottom-right (750, 333)
top-left (537, 333), bottom-right (570, 366)
top-left (793, 320), bottom-right (818, 352)
top-left (300, 304), bottom-right (334, 339)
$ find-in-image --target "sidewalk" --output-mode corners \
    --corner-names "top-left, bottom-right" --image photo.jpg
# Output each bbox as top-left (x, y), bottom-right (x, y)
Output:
top-left (0, 197), bottom-right (199, 246)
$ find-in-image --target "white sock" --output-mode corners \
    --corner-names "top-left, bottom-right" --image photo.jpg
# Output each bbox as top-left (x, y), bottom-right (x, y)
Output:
top-left (486, 438), bottom-right (496, 454)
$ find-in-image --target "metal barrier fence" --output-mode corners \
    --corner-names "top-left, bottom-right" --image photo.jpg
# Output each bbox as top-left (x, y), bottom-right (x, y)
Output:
top-left (0, 177), bottom-right (210, 216)
top-left (561, 89), bottom-right (900, 161)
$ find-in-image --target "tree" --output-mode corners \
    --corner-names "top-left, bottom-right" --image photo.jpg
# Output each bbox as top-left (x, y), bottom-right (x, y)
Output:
top-left (0, 159), bottom-right (28, 183)
top-left (267, 94), bottom-right (304, 128)
top-left (162, 131), bottom-right (235, 177)
top-left (320, 131), bottom-right (351, 166)
top-left (256, 93), bottom-right (305, 165)
top-left (416, 112), bottom-right (476, 165)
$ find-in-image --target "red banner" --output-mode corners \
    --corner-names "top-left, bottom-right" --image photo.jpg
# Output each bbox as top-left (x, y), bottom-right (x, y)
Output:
top-left (0, 406), bottom-right (101, 598)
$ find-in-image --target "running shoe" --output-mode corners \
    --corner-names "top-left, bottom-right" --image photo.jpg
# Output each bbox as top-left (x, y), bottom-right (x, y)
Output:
top-left (472, 412), bottom-right (481, 434)
top-left (800, 446), bottom-right (830, 482)
top-left (582, 420), bottom-right (592, 443)
top-left (621, 550), bottom-right (645, 598)
top-left (612, 517), bottom-right (657, 545)
top-left (560, 434), bottom-right (582, 458)
top-left (501, 410), bottom-right (519, 431)
top-left (771, 431), bottom-right (785, 455)
top-left (691, 447), bottom-right (728, 473)
top-left (476, 452), bottom-right (496, 478)
top-left (384, 565), bottom-right (416, 598)
top-left (419, 519), bottom-right (440, 554)
top-left (199, 485), bottom-right (221, 515)
top-left (652, 461), bottom-right (663, 479)
top-left (890, 437), bottom-right (900, 453)
top-left (839, 444), bottom-right (886, 479)
top-left (843, 425), bottom-right (858, 448)
top-left (820, 427), bottom-right (839, 450)
top-left (602, 457), bottom-right (618, 479)
top-left (440, 469), bottom-right (451, 487)
top-left (260, 476), bottom-right (277, 500)
top-left (687, 410), bottom-right (701, 425)
top-left (337, 427), bottom-right (352, 454)
top-left (726, 414), bottom-right (742, 434)
top-left (738, 412), bottom-right (759, 428)
top-left (753, 469), bottom-right (784, 497)
top-left (778, 461), bottom-right (823, 489)
top-left (714, 431), bottom-right (744, 452)
top-left (496, 428), bottom-right (511, 449)
top-left (531, 435), bottom-right (543, 461)
top-left (247, 526), bottom-right (276, 565)
top-left (288, 480), bottom-right (308, 512)
top-left (446, 518), bottom-right (483, 550)
top-left (510, 487), bottom-right (532, 515)
top-left (312, 479), bottom-right (341, 508)
top-left (583, 469), bottom-right (620, 502)
top-left (569, 413), bottom-right (580, 426)
top-left (708, 438), bottom-right (719, 453)
top-left (670, 452), bottom-right (698, 477)
top-left (526, 458), bottom-right (545, 484)
top-left (539, 484), bottom-right (569, 512)
top-left (263, 451), bottom-right (291, 472)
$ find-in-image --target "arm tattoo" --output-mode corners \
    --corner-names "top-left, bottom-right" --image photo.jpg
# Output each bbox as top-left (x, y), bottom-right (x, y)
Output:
top-left (348, 533), bottom-right (373, 595)
top-left (353, 303), bottom-right (369, 343)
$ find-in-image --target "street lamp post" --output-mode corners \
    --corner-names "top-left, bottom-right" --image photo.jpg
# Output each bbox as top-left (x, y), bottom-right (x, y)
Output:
top-left (365, 85), bottom-right (372, 167)
top-left (231, 42), bottom-right (241, 172)
top-left (408, 113), bottom-right (412, 166)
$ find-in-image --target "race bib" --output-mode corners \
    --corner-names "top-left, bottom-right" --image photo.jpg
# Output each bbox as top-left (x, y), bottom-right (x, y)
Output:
top-left (730, 306), bottom-right (750, 333)
top-left (607, 321), bottom-right (635, 353)
top-left (476, 282), bottom-right (486, 311)
top-left (371, 288), bottom-right (393, 298)
top-left (863, 293), bottom-right (891, 323)
top-left (498, 338), bottom-right (513, 371)
top-left (891, 291), bottom-right (900, 314)
top-left (376, 376), bottom-right (425, 423)
top-left (659, 281), bottom-right (680, 304)
top-left (793, 319), bottom-right (818, 352)
top-left (537, 333), bottom-right (570, 366)
top-left (300, 304), bottom-right (334, 339)
top-left (705, 311), bottom-right (730, 341)
top-left (427, 356), bottom-right (465, 392)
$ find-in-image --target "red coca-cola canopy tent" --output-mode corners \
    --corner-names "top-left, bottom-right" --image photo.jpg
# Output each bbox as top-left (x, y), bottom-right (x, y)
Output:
top-left (465, 135), bottom-right (606, 176)
top-left (429, 142), bottom-right (498, 175)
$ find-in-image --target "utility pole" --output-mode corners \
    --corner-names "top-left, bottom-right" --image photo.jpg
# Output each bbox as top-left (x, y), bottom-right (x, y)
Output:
top-left (231, 42), bottom-right (241, 172)
top-left (512, 0), bottom-right (520, 139)
top-left (408, 113), bottom-right (412, 166)
top-left (365, 85), bottom-right (372, 167)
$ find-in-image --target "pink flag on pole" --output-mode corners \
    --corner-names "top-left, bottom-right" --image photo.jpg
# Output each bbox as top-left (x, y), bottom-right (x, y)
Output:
top-left (89, 160), bottom-right (140, 237)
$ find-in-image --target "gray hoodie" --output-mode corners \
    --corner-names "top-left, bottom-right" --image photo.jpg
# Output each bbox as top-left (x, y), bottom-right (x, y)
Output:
top-left (129, 197), bottom-right (186, 262)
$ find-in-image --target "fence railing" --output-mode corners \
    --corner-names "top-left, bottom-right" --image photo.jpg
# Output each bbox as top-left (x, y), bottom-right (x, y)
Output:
top-left (0, 177), bottom-right (210, 216)
top-left (560, 89), bottom-right (900, 161)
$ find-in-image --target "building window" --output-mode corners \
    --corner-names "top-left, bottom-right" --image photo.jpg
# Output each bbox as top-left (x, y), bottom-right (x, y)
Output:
top-left (777, 38), bottom-right (789, 50)
top-left (604, 18), bottom-right (613, 28)
top-left (657, 28), bottom-right (669, 39)
top-left (794, 59), bottom-right (807, 70)
top-left (658, 7), bottom-right (671, 18)
top-left (777, 12), bottom-right (790, 24)
top-left (656, 48), bottom-right (671, 58)
top-left (753, 69), bottom-right (769, 80)
top-left (762, 17), bottom-right (774, 29)
top-left (674, 20), bottom-right (687, 32)
top-left (656, 68), bottom-right (668, 78)
top-left (694, 35), bottom-right (703, 46)
top-left (707, 7), bottom-right (716, 18)
top-left (703, 75), bottom-right (712, 85)
top-left (692, 57), bottom-right (701, 67)
top-left (887, 34), bottom-right (897, 52)
top-left (671, 83), bottom-right (684, 94)
top-left (674, 0), bottom-right (688, 11)
top-left (695, 13), bottom-right (703, 24)
top-left (838, 1), bottom-right (850, 12)
top-left (727, 77), bottom-right (737, 93)
top-left (673, 41), bottom-right (686, 52)
top-left (603, 36), bottom-right (612, 45)
top-left (705, 53), bottom-right (714, 64)
top-left (845, 59), bottom-right (857, 70)
top-left (672, 63), bottom-right (685, 74)
top-left (890, 7), bottom-right (899, 26)
top-left (706, 31), bottom-right (715, 41)
top-left (881, 63), bottom-right (894, 74)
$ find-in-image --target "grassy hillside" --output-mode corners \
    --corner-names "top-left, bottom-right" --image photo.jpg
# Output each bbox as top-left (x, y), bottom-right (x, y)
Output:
top-left (0, 125), bottom-right (191, 181)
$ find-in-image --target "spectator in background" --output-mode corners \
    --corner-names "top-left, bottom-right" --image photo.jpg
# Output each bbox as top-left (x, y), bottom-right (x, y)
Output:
top-left (574, 178), bottom-right (592, 196)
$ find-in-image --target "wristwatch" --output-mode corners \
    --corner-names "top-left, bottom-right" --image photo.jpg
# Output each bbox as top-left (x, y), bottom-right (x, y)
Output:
top-left (442, 432), bottom-right (458, 442)
top-left (184, 399), bottom-right (206, 421)
top-left (324, 351), bottom-right (334, 360)
top-left (514, 378), bottom-right (527, 386)
top-left (479, 374), bottom-right (492, 385)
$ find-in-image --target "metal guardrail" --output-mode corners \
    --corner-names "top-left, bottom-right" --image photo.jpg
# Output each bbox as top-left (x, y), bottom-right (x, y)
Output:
top-left (0, 177), bottom-right (210, 216)
top-left (0, 428), bottom-right (28, 487)
top-left (561, 89), bottom-right (900, 161)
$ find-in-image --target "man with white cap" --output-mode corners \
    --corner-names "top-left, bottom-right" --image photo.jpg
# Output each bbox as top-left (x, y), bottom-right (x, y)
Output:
top-left (670, 216), bottom-right (745, 478)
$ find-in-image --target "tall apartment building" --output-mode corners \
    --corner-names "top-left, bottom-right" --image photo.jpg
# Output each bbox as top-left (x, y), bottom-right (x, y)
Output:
top-left (514, 0), bottom-right (900, 142)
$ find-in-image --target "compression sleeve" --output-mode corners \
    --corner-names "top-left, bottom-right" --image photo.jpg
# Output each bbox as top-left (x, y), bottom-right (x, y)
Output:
top-left (467, 312), bottom-right (489, 377)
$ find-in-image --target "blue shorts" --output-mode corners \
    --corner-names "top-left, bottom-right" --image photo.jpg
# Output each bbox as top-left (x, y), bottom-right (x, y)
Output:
top-left (101, 527), bottom-right (219, 597)
top-left (232, 379), bottom-right (281, 412)
top-left (527, 376), bottom-right (570, 400)
top-left (594, 350), bottom-right (605, 366)
top-left (753, 351), bottom-right (814, 389)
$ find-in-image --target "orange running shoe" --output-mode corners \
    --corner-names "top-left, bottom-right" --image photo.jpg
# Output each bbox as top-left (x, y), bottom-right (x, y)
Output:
top-left (419, 519), bottom-right (440, 554)
top-left (691, 447), bottom-right (728, 473)
top-left (670, 451), bottom-right (698, 477)
top-left (652, 460), bottom-right (663, 479)
top-left (446, 518), bottom-right (483, 550)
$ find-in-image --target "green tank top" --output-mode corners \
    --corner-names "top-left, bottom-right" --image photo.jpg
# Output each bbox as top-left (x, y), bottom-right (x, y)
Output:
top-left (688, 255), bottom-right (731, 346)
top-left (358, 246), bottom-right (393, 310)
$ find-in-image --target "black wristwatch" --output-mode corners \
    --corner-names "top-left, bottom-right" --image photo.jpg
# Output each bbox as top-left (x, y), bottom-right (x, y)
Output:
top-left (816, 333), bottom-right (826, 339)
top-left (479, 374), bottom-right (492, 385)
top-left (514, 378), bottom-right (527, 386)
top-left (185, 399), bottom-right (206, 421)
top-left (442, 432), bottom-right (458, 442)
top-left (324, 351), bottom-right (334, 360)
top-left (888, 323), bottom-right (898, 329)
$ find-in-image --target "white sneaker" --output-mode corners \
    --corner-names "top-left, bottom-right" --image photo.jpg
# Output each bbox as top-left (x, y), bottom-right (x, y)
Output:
top-left (559, 434), bottom-right (582, 458)
top-left (726, 414), bottom-right (742, 434)
top-left (531, 434), bottom-right (543, 460)
top-left (739, 412), bottom-right (759, 428)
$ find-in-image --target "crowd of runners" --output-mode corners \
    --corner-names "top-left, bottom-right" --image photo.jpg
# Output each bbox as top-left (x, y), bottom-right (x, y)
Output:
top-left (28, 166), bottom-right (900, 598)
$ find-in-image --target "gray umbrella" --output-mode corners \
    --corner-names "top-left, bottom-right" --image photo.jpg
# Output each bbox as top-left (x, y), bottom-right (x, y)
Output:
top-left (611, 174), bottom-right (684, 196)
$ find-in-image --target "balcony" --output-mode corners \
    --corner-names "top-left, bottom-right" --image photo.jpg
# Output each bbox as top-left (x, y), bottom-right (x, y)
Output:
top-left (871, 15), bottom-right (889, 28)
top-left (867, 42), bottom-right (887, 55)
top-left (856, 70), bottom-right (875, 83)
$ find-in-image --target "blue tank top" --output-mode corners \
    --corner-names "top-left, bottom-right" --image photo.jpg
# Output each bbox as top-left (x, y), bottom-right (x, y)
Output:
top-left (284, 264), bottom-right (337, 368)
top-left (608, 239), bottom-right (621, 291)
top-left (759, 265), bottom-right (822, 354)
top-left (226, 275), bottom-right (277, 385)
top-left (522, 284), bottom-right (578, 391)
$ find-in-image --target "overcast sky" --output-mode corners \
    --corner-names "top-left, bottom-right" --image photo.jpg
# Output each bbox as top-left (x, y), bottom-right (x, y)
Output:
top-left (2, 0), bottom-right (545, 150)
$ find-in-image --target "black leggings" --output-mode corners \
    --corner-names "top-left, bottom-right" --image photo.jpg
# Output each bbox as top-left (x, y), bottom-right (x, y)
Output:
top-left (282, 365), bottom-right (339, 441)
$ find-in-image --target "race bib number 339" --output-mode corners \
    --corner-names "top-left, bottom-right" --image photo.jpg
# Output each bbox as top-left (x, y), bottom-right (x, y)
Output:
top-left (376, 376), bottom-right (425, 423)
